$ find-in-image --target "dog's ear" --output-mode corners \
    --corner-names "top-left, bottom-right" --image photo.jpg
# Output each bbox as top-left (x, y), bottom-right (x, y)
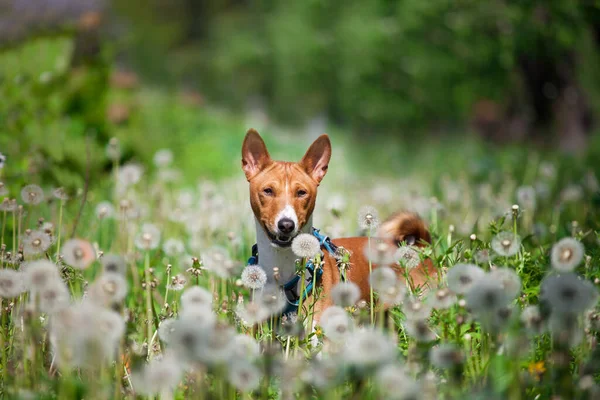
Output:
top-left (242, 129), bottom-right (272, 181)
top-left (300, 134), bottom-right (331, 184)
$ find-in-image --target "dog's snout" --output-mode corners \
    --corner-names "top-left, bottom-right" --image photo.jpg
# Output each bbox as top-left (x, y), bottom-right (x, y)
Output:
top-left (277, 218), bottom-right (295, 234)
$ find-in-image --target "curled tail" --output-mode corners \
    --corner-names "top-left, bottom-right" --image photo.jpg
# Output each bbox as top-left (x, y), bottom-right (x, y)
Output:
top-left (378, 211), bottom-right (431, 247)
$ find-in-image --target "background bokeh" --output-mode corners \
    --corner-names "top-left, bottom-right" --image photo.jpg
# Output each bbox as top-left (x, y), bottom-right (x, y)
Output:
top-left (1, 0), bottom-right (600, 188)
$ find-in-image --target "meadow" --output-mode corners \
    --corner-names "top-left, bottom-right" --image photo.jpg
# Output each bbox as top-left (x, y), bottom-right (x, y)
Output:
top-left (2, 37), bottom-right (600, 400)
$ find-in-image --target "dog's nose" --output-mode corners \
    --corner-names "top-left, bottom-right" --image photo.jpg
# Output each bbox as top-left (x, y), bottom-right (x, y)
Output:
top-left (277, 218), bottom-right (295, 235)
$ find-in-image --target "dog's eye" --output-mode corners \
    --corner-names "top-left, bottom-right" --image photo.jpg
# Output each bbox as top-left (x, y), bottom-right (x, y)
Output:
top-left (263, 188), bottom-right (274, 196)
top-left (297, 189), bottom-right (307, 198)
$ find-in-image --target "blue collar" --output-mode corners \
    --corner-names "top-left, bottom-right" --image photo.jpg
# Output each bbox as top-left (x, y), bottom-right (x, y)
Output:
top-left (247, 227), bottom-right (340, 315)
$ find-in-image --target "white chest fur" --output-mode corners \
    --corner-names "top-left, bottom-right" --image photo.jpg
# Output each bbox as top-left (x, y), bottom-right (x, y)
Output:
top-left (254, 216), bottom-right (313, 284)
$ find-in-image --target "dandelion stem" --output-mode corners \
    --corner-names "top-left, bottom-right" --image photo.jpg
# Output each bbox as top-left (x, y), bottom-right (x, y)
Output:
top-left (55, 199), bottom-right (64, 262)
top-left (144, 251), bottom-right (154, 359)
top-left (368, 230), bottom-right (374, 325)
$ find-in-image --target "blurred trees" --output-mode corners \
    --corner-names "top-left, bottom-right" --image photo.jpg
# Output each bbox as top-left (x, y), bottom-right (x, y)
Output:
top-left (114, 0), bottom-right (600, 148)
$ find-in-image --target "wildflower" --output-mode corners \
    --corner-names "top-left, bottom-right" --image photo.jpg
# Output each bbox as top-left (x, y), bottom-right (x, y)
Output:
top-left (488, 268), bottom-right (522, 299)
top-left (403, 297), bottom-right (432, 319)
top-left (168, 274), bottom-right (187, 291)
top-left (256, 284), bottom-right (286, 316)
top-left (425, 287), bottom-right (457, 310)
top-left (379, 284), bottom-right (407, 306)
top-left (376, 364), bottom-right (420, 400)
top-left (528, 361), bottom-right (546, 382)
top-left (321, 312), bottom-right (353, 342)
top-left (101, 254), bottom-right (126, 275)
top-left (291, 234), bottom-right (320, 259)
top-left (52, 187), bottom-right (69, 201)
top-left (0, 153), bottom-right (5, 169)
top-left (230, 334), bottom-right (260, 360)
top-left (521, 305), bottom-right (545, 334)
top-left (474, 249), bottom-right (495, 264)
top-left (0, 269), bottom-right (24, 298)
top-left (0, 182), bottom-right (7, 196)
top-left (61, 238), bottom-right (96, 269)
top-left (180, 286), bottom-right (213, 311)
top-left (0, 198), bottom-right (17, 213)
top-left (88, 272), bottom-right (129, 306)
top-left (236, 301), bottom-right (270, 326)
top-left (167, 317), bottom-right (209, 362)
top-left (22, 260), bottom-right (61, 291)
top-left (430, 344), bottom-right (464, 369)
top-left (95, 201), bottom-right (115, 219)
top-left (153, 149), bottom-right (173, 167)
top-left (38, 280), bottom-right (70, 314)
top-left (117, 163), bottom-right (144, 187)
top-left (364, 242), bottom-right (397, 265)
top-left (357, 206), bottom-right (380, 230)
top-left (241, 265), bottom-right (268, 290)
top-left (131, 353), bottom-right (183, 397)
top-left (551, 237), bottom-right (584, 272)
top-left (105, 138), bottom-right (121, 161)
top-left (197, 323), bottom-right (236, 365)
top-left (228, 361), bottom-right (261, 392)
top-left (21, 229), bottom-right (52, 257)
top-left (404, 318), bottom-right (436, 342)
top-left (343, 327), bottom-right (396, 367)
top-left (331, 281), bottom-right (361, 307)
top-left (516, 185), bottom-right (536, 211)
top-left (560, 184), bottom-right (583, 203)
top-left (491, 231), bottom-right (521, 257)
top-left (396, 246), bottom-right (421, 269)
top-left (320, 305), bottom-right (347, 325)
top-left (303, 358), bottom-right (342, 389)
top-left (134, 223), bottom-right (161, 251)
top-left (369, 266), bottom-right (398, 293)
top-left (541, 273), bottom-right (598, 315)
top-left (162, 238), bottom-right (185, 257)
top-left (447, 263), bottom-right (485, 294)
top-left (158, 318), bottom-right (177, 343)
top-left (465, 276), bottom-right (511, 315)
top-left (21, 184), bottom-right (45, 205)
top-left (179, 307), bottom-right (217, 331)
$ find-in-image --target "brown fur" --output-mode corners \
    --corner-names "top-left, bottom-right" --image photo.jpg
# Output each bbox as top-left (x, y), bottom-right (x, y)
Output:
top-left (242, 129), bottom-right (436, 319)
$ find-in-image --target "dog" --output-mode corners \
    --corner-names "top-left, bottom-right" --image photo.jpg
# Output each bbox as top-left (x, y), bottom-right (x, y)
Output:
top-left (241, 129), bottom-right (435, 318)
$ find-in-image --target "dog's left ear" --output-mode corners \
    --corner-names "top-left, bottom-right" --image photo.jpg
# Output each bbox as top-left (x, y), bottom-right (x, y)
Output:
top-left (300, 134), bottom-right (331, 184)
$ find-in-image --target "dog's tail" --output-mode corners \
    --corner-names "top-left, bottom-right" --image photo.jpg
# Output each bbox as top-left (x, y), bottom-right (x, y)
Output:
top-left (378, 211), bottom-right (431, 247)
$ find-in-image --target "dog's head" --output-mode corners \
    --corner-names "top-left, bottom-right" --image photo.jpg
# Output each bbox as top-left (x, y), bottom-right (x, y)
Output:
top-left (242, 129), bottom-right (331, 247)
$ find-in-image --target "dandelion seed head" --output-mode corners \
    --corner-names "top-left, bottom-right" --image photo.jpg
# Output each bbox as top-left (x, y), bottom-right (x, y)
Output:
top-left (343, 327), bottom-right (396, 367)
top-left (357, 206), bottom-right (380, 230)
top-left (61, 239), bottom-right (96, 269)
top-left (130, 353), bottom-right (183, 396)
top-left (541, 273), bottom-right (598, 315)
top-left (430, 344), bottom-right (464, 369)
top-left (403, 297), bottom-right (432, 319)
top-left (256, 284), bottom-right (286, 316)
top-left (426, 287), bottom-right (457, 310)
top-left (134, 223), bottom-right (161, 251)
top-left (105, 138), bottom-right (121, 161)
top-left (331, 281), bottom-right (361, 308)
top-left (228, 362), bottom-right (261, 393)
top-left (291, 234), bottom-right (320, 259)
top-left (22, 260), bottom-right (61, 291)
top-left (52, 187), bottom-right (69, 201)
top-left (548, 312), bottom-right (583, 347)
top-left (375, 364), bottom-right (419, 400)
top-left (0, 269), bottom-right (24, 298)
top-left (21, 229), bottom-right (52, 256)
top-left (162, 238), bottom-right (185, 257)
top-left (364, 241), bottom-right (397, 266)
top-left (447, 263), bottom-right (485, 294)
top-left (551, 238), bottom-right (584, 272)
top-left (168, 274), bottom-right (187, 291)
top-left (117, 163), bottom-right (144, 187)
top-left (474, 249), bottom-right (495, 264)
top-left (236, 301), bottom-right (270, 326)
top-left (0, 154), bottom-right (5, 169)
top-left (197, 323), bottom-right (236, 365)
top-left (181, 286), bottom-right (213, 311)
top-left (158, 318), bottom-right (177, 344)
top-left (95, 201), bottom-right (115, 219)
top-left (396, 246), bottom-right (420, 269)
top-left (319, 305), bottom-right (347, 325)
top-left (369, 266), bottom-right (398, 293)
top-left (326, 194), bottom-right (347, 216)
top-left (521, 305), bottom-right (545, 334)
top-left (21, 184), bottom-right (44, 205)
top-left (321, 312), bottom-right (353, 342)
top-left (404, 318), bottom-right (436, 342)
top-left (202, 246), bottom-right (234, 278)
top-left (491, 231), bottom-right (521, 257)
top-left (241, 265), bottom-right (267, 290)
top-left (230, 334), bottom-right (260, 360)
top-left (516, 185), bottom-right (536, 210)
top-left (488, 268), bottom-right (521, 299)
top-left (0, 198), bottom-right (17, 213)
top-left (153, 149), bottom-right (173, 167)
top-left (0, 182), bottom-right (7, 196)
top-left (379, 283), bottom-right (407, 306)
top-left (465, 276), bottom-right (511, 315)
top-left (100, 254), bottom-right (126, 275)
top-left (89, 272), bottom-right (128, 306)
top-left (38, 280), bottom-right (70, 314)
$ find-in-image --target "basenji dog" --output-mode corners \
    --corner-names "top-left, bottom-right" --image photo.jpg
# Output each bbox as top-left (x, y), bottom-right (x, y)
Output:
top-left (241, 129), bottom-right (435, 317)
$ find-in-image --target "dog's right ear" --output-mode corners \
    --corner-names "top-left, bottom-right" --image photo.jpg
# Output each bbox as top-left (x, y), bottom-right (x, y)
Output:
top-left (242, 129), bottom-right (272, 181)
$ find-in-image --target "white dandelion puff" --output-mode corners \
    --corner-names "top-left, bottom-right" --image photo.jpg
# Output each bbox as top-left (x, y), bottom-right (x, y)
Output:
top-left (291, 234), bottom-right (321, 259)
top-left (134, 223), bottom-right (161, 251)
top-left (429, 344), bottom-right (464, 369)
top-left (425, 287), bottom-right (457, 310)
top-left (61, 239), bottom-right (96, 269)
top-left (551, 238), bottom-right (584, 272)
top-left (343, 327), bottom-right (396, 367)
top-left (541, 273), bottom-right (598, 315)
top-left (21, 230), bottom-right (53, 257)
top-left (95, 202), bottom-right (115, 219)
top-left (227, 361), bottom-right (261, 392)
top-left (403, 318), bottom-right (436, 342)
top-left (447, 263), bottom-right (485, 294)
top-left (488, 268), bottom-right (522, 299)
top-left (130, 352), bottom-right (183, 397)
top-left (330, 281), bottom-right (361, 308)
top-left (21, 184), bottom-right (45, 205)
top-left (465, 276), bottom-right (511, 316)
top-left (101, 254), bottom-right (126, 275)
top-left (22, 260), bottom-right (61, 292)
top-left (180, 286), bottom-right (213, 311)
top-left (395, 246), bottom-right (421, 269)
top-left (357, 206), bottom-right (380, 230)
top-left (521, 305), bottom-right (545, 334)
top-left (88, 272), bottom-right (129, 306)
top-left (491, 231), bottom-right (521, 257)
top-left (241, 265), bottom-right (267, 290)
top-left (0, 269), bottom-right (24, 298)
top-left (321, 312), bottom-right (353, 342)
top-left (153, 149), bottom-right (173, 168)
top-left (369, 266), bottom-right (398, 293)
top-left (162, 238), bottom-right (185, 257)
